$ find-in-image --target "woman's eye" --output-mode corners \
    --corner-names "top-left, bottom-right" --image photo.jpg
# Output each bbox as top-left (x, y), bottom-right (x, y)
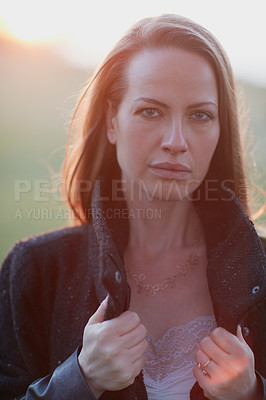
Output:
top-left (141, 108), bottom-right (160, 118)
top-left (191, 112), bottom-right (212, 121)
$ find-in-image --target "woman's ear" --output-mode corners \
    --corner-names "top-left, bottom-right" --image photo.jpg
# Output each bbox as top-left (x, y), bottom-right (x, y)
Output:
top-left (106, 100), bottom-right (117, 145)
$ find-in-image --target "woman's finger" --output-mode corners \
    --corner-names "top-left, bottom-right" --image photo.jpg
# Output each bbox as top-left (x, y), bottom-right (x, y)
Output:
top-left (195, 348), bottom-right (211, 368)
top-left (193, 363), bottom-right (211, 387)
top-left (209, 327), bottom-right (241, 354)
top-left (106, 311), bottom-right (141, 336)
top-left (195, 348), bottom-right (217, 377)
top-left (132, 354), bottom-right (147, 376)
top-left (88, 297), bottom-right (108, 325)
top-left (128, 338), bottom-right (148, 362)
top-left (199, 334), bottom-right (228, 365)
top-left (120, 321), bottom-right (147, 349)
top-left (236, 324), bottom-right (246, 343)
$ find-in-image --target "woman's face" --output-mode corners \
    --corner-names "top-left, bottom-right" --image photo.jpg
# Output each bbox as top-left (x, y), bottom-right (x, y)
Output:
top-left (106, 47), bottom-right (220, 202)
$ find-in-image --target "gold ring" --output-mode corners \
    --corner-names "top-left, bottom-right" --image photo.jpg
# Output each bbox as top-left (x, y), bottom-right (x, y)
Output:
top-left (202, 369), bottom-right (208, 376)
top-left (197, 359), bottom-right (210, 370)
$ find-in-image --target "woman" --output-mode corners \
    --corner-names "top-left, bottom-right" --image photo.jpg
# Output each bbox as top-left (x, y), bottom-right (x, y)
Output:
top-left (0, 14), bottom-right (265, 400)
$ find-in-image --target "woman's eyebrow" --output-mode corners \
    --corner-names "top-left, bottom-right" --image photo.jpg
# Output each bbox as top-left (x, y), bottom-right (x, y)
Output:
top-left (134, 97), bottom-right (218, 109)
top-left (134, 97), bottom-right (170, 108)
top-left (188, 101), bottom-right (218, 109)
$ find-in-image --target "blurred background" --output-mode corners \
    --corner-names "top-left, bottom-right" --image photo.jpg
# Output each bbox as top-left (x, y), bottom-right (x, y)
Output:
top-left (1, 0), bottom-right (266, 262)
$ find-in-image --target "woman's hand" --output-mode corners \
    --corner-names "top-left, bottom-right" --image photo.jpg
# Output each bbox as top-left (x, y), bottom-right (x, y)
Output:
top-left (193, 325), bottom-right (262, 400)
top-left (78, 297), bottom-right (148, 399)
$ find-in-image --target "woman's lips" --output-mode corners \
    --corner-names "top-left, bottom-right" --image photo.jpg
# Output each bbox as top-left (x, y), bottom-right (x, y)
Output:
top-left (149, 162), bottom-right (191, 180)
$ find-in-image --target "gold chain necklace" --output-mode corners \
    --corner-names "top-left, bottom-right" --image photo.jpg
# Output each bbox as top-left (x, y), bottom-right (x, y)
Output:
top-left (125, 230), bottom-right (202, 296)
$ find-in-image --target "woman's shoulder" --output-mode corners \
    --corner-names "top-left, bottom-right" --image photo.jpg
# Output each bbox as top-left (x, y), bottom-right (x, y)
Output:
top-left (1, 223), bottom-right (92, 278)
top-left (8, 222), bottom-right (89, 251)
top-left (19, 222), bottom-right (89, 247)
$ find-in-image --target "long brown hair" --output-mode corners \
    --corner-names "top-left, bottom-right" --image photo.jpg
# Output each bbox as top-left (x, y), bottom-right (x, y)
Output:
top-left (62, 14), bottom-right (249, 224)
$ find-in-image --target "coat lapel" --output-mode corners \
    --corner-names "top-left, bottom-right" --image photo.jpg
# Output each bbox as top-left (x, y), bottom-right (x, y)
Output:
top-left (198, 184), bottom-right (266, 334)
top-left (90, 165), bottom-right (131, 321)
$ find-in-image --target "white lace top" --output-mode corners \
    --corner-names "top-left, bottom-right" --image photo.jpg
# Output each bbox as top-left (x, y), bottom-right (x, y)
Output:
top-left (143, 315), bottom-right (216, 400)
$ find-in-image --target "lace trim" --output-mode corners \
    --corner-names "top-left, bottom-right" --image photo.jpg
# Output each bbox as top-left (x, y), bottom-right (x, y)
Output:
top-left (143, 315), bottom-right (216, 383)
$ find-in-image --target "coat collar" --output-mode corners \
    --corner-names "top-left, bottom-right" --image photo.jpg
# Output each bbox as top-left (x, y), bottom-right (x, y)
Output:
top-left (90, 164), bottom-right (130, 318)
top-left (90, 165), bottom-right (266, 330)
top-left (197, 184), bottom-right (266, 333)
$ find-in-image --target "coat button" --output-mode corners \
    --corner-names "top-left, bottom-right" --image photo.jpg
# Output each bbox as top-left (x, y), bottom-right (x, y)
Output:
top-left (115, 271), bottom-right (122, 283)
top-left (252, 285), bottom-right (260, 294)
top-left (243, 326), bottom-right (250, 337)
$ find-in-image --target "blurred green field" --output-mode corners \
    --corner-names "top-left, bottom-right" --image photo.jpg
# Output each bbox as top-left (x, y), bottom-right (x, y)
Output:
top-left (0, 38), bottom-right (90, 262)
top-left (0, 37), bottom-right (266, 263)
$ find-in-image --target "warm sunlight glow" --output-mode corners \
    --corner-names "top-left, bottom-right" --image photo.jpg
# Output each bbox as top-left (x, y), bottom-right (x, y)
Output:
top-left (4, 22), bottom-right (61, 43)
top-left (0, 1), bottom-right (65, 43)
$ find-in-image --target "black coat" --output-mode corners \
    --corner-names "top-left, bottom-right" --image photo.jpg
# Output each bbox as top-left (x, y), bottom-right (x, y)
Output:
top-left (0, 173), bottom-right (266, 400)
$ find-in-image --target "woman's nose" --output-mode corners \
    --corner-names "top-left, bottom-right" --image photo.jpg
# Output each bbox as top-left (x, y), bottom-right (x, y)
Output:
top-left (160, 119), bottom-right (188, 154)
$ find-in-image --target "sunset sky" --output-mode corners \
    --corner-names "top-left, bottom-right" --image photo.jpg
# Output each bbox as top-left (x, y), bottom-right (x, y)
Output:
top-left (1, 0), bottom-right (266, 86)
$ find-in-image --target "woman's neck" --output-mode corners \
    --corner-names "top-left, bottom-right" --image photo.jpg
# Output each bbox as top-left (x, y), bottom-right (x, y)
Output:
top-left (125, 194), bottom-right (199, 256)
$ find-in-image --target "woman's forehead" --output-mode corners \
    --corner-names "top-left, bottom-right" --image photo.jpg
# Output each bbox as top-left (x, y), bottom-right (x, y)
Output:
top-left (123, 48), bottom-right (218, 106)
